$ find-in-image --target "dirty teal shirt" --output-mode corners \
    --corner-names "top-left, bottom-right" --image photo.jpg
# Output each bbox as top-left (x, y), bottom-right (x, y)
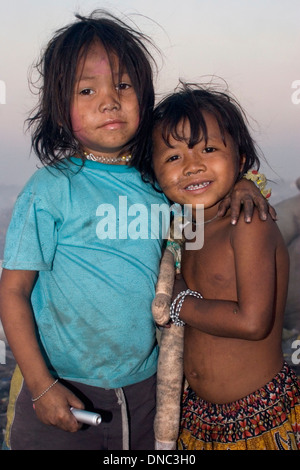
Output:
top-left (3, 158), bottom-right (169, 388)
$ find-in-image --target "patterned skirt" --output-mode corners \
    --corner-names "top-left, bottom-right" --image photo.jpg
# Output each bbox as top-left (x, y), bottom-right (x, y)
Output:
top-left (178, 362), bottom-right (300, 450)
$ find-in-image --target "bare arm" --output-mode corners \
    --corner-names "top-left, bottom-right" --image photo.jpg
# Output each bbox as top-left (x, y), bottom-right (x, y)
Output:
top-left (179, 214), bottom-right (277, 340)
top-left (218, 178), bottom-right (277, 225)
top-left (0, 269), bottom-right (84, 431)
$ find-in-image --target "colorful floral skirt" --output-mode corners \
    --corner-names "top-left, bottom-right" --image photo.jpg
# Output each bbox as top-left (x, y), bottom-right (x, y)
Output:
top-left (178, 362), bottom-right (300, 450)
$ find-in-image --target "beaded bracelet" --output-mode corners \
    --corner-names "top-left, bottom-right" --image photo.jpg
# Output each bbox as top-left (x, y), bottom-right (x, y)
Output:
top-left (243, 170), bottom-right (271, 199)
top-left (166, 240), bottom-right (182, 273)
top-left (31, 379), bottom-right (58, 402)
top-left (170, 289), bottom-right (203, 327)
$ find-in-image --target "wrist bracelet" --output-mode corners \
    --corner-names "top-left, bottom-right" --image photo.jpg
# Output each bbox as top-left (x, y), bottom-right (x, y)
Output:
top-left (170, 289), bottom-right (203, 327)
top-left (243, 170), bottom-right (271, 199)
top-left (31, 379), bottom-right (58, 402)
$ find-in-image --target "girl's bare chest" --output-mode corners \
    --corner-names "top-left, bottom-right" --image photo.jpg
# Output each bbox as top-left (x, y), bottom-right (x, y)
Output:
top-left (182, 228), bottom-right (236, 298)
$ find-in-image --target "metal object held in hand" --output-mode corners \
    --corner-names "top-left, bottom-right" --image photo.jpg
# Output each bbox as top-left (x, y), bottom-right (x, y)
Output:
top-left (70, 407), bottom-right (102, 426)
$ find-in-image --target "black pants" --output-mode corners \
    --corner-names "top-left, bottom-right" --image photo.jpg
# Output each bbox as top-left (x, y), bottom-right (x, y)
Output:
top-left (9, 374), bottom-right (156, 450)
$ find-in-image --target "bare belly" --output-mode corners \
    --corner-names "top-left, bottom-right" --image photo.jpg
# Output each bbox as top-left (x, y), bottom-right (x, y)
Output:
top-left (184, 326), bottom-right (284, 404)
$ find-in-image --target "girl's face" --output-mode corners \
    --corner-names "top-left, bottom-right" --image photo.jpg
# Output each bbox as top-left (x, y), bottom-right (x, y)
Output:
top-left (152, 112), bottom-right (245, 218)
top-left (70, 41), bottom-right (140, 159)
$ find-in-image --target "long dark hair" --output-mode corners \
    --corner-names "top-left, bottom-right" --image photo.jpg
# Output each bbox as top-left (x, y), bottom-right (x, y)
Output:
top-left (143, 81), bottom-right (262, 184)
top-left (27, 10), bottom-right (158, 170)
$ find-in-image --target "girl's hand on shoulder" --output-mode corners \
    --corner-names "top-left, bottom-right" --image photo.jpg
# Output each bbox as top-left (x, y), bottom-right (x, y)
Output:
top-left (217, 178), bottom-right (277, 225)
top-left (33, 381), bottom-right (85, 432)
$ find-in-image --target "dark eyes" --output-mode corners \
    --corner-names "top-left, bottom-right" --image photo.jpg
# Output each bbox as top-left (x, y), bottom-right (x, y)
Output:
top-left (166, 147), bottom-right (216, 162)
top-left (79, 82), bottom-right (132, 96)
top-left (167, 155), bottom-right (180, 162)
top-left (79, 88), bottom-right (95, 96)
top-left (116, 82), bottom-right (132, 91)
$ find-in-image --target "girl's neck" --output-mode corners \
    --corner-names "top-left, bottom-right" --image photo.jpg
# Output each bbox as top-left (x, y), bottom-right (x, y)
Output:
top-left (192, 205), bottom-right (219, 226)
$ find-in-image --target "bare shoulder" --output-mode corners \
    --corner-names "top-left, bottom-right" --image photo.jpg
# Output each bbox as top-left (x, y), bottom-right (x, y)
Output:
top-left (231, 209), bottom-right (289, 282)
top-left (231, 209), bottom-right (284, 246)
top-left (230, 209), bottom-right (289, 279)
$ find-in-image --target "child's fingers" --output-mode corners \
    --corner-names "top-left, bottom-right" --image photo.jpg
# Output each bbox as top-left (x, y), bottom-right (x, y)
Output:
top-left (33, 383), bottom-right (84, 432)
top-left (267, 204), bottom-right (277, 221)
top-left (245, 196), bottom-right (277, 222)
top-left (218, 193), bottom-right (276, 224)
top-left (67, 391), bottom-right (85, 411)
top-left (217, 196), bottom-right (231, 217)
top-left (254, 198), bottom-right (277, 221)
top-left (240, 197), bottom-right (255, 223)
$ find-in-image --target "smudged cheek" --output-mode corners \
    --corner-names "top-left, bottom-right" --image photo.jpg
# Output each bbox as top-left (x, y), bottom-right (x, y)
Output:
top-left (72, 129), bottom-right (89, 148)
top-left (131, 103), bottom-right (140, 133)
top-left (69, 108), bottom-right (89, 143)
top-left (70, 106), bottom-right (82, 133)
top-left (134, 115), bottom-right (140, 130)
top-left (157, 175), bottom-right (182, 201)
top-left (70, 122), bottom-right (87, 145)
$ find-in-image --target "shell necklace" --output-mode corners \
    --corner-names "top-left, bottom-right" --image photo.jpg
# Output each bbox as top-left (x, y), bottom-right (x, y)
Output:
top-left (84, 152), bottom-right (132, 164)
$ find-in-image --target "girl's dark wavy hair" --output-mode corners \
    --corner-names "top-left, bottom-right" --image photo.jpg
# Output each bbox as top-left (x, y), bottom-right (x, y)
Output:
top-left (143, 81), bottom-right (262, 184)
top-left (27, 10), bottom-right (158, 171)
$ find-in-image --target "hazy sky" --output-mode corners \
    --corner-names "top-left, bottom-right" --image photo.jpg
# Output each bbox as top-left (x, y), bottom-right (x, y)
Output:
top-left (0, 0), bottom-right (299, 189)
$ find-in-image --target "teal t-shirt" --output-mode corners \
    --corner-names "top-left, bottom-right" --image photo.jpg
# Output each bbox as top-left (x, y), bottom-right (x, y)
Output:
top-left (3, 158), bottom-right (169, 388)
